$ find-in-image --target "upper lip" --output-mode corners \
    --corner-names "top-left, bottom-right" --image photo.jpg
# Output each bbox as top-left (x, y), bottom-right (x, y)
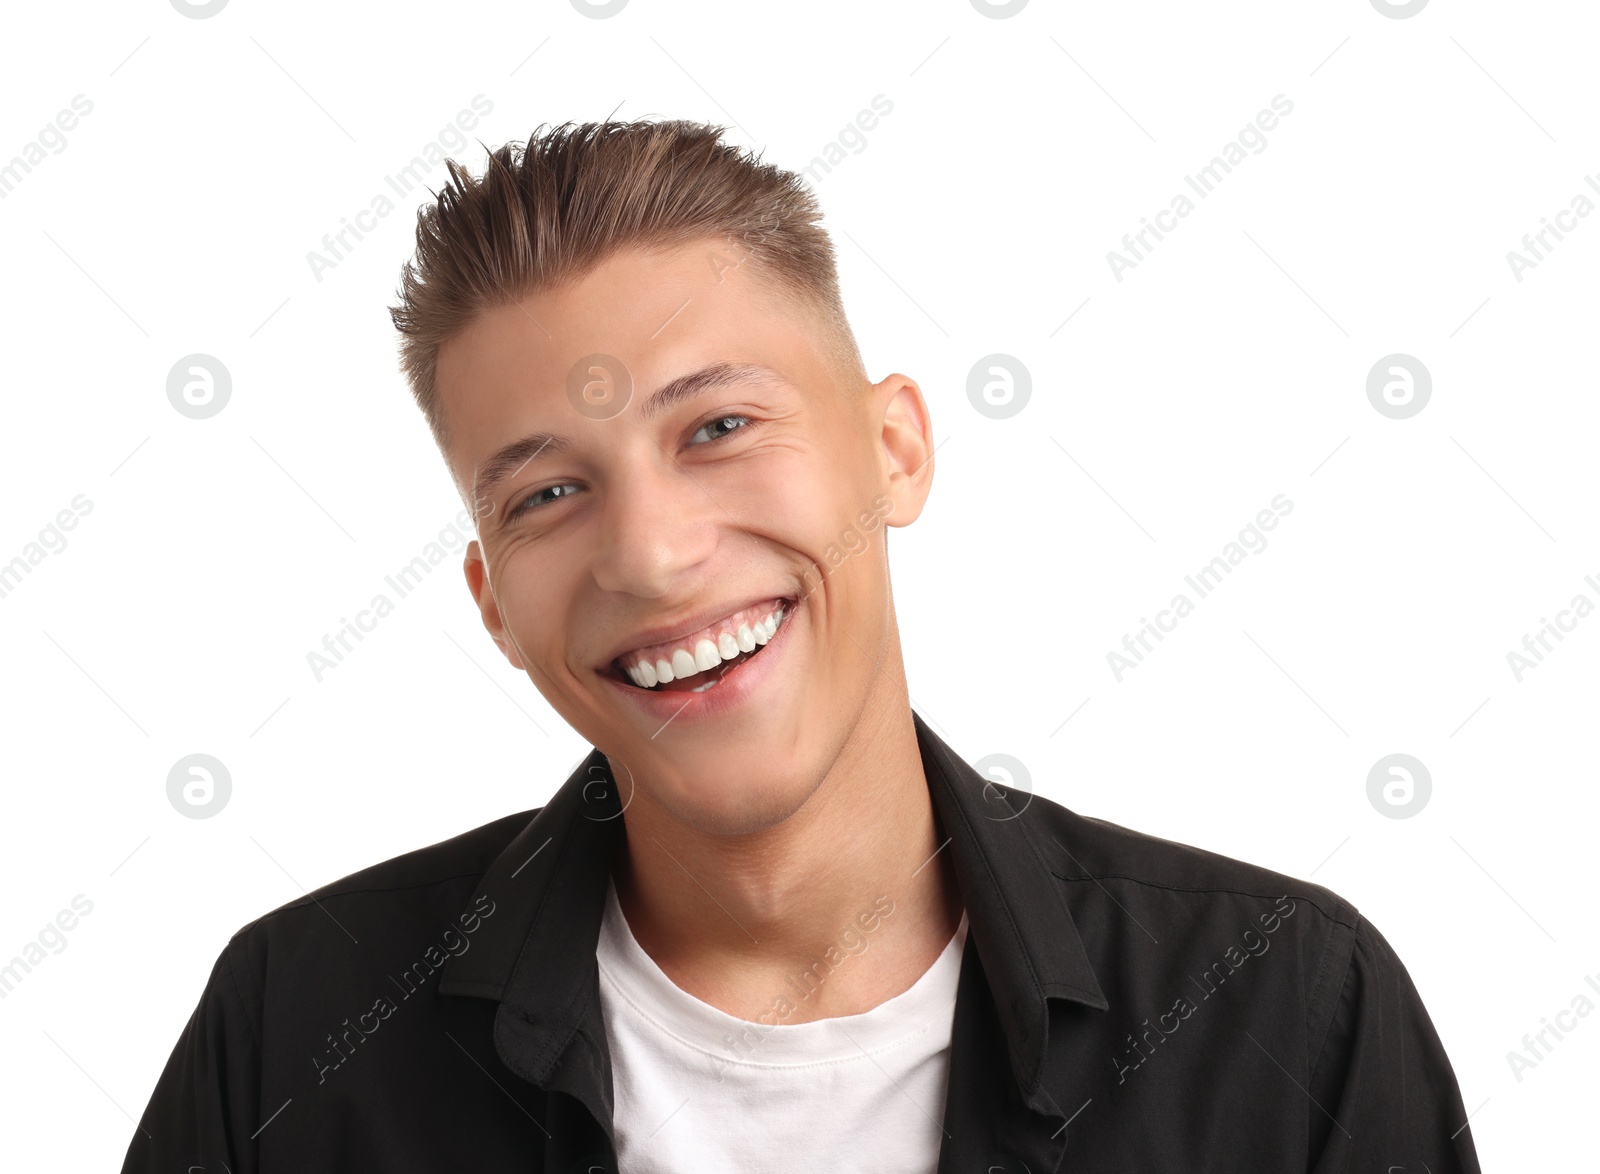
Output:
top-left (599, 593), bottom-right (795, 668)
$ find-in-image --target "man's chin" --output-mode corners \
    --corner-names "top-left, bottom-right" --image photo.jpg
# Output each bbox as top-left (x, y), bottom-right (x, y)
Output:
top-left (629, 762), bottom-right (822, 839)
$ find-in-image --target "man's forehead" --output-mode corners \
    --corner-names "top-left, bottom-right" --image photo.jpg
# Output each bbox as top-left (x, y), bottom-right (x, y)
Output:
top-left (439, 241), bottom-right (798, 392)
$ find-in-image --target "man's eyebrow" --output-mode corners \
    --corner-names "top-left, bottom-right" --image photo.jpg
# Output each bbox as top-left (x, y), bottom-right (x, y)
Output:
top-left (471, 361), bottom-right (791, 510)
top-left (637, 360), bottom-right (789, 422)
top-left (471, 432), bottom-right (570, 516)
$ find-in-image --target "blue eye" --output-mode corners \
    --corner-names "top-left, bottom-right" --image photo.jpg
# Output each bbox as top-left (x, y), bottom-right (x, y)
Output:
top-left (506, 416), bottom-right (753, 520)
top-left (690, 414), bottom-right (751, 444)
top-left (509, 482), bottom-right (581, 517)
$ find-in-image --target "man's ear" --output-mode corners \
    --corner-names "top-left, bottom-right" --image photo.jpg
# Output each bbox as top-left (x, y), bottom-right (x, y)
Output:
top-left (873, 373), bottom-right (935, 527)
top-left (463, 541), bottom-right (526, 671)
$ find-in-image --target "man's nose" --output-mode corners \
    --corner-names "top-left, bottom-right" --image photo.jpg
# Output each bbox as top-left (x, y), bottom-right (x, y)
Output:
top-left (589, 452), bottom-right (720, 599)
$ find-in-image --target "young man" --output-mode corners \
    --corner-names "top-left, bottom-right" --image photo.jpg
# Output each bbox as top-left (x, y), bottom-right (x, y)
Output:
top-left (123, 120), bottom-right (1482, 1173)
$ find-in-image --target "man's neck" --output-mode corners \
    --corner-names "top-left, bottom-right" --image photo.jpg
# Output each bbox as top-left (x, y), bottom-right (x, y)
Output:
top-left (609, 694), bottom-right (964, 1024)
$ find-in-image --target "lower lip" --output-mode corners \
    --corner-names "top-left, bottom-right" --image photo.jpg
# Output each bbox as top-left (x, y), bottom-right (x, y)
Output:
top-left (601, 599), bottom-right (800, 726)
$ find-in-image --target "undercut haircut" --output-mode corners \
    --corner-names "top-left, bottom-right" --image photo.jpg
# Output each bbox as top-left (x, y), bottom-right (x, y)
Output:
top-left (388, 119), bottom-right (867, 456)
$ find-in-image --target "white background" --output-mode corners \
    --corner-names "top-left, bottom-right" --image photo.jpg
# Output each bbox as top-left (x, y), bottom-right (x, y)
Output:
top-left (1, 0), bottom-right (1595, 1167)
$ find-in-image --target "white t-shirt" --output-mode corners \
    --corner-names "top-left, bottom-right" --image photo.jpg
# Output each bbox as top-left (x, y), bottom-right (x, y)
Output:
top-left (595, 879), bottom-right (968, 1174)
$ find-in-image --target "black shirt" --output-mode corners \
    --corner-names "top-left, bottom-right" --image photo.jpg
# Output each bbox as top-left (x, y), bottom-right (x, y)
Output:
top-left (121, 712), bottom-right (1482, 1172)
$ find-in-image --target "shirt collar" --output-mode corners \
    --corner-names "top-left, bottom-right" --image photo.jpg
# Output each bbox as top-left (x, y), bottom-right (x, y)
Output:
top-left (914, 714), bottom-right (1109, 1099)
top-left (438, 711), bottom-right (1107, 1102)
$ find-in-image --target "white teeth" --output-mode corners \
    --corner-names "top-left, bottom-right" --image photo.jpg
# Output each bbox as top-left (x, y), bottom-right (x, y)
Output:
top-left (623, 601), bottom-right (792, 688)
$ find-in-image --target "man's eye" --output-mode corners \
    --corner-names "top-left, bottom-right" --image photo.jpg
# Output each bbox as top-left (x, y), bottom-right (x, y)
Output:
top-left (509, 482), bottom-right (581, 517)
top-left (689, 414), bottom-right (751, 445)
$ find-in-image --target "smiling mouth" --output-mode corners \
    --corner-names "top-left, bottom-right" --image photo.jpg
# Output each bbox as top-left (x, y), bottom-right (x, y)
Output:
top-left (609, 597), bottom-right (795, 694)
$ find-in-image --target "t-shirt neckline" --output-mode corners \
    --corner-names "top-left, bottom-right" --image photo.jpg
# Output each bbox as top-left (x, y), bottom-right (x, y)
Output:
top-left (596, 877), bottom-right (968, 1069)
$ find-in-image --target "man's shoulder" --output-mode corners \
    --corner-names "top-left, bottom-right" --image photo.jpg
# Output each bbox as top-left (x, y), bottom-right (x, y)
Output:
top-left (229, 805), bottom-right (541, 950)
top-left (1036, 806), bottom-right (1350, 921)
top-left (1031, 794), bottom-right (1359, 930)
top-left (1023, 794), bottom-right (1369, 1069)
top-left (1014, 797), bottom-right (1477, 1171)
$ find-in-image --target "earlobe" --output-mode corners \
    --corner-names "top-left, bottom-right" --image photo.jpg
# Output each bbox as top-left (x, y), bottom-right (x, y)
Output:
top-left (463, 542), bottom-right (526, 671)
top-left (876, 374), bottom-right (935, 527)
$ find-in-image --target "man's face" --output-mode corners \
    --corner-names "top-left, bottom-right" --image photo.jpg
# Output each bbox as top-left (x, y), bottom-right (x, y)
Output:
top-left (436, 237), bottom-right (932, 836)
